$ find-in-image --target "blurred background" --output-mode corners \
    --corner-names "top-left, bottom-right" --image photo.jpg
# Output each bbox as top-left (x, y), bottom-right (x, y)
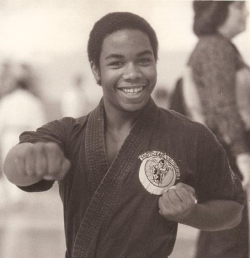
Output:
top-left (0, 0), bottom-right (250, 119)
top-left (0, 0), bottom-right (250, 257)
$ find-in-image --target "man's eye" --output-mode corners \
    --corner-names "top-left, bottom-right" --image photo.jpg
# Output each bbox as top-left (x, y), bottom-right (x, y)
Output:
top-left (138, 58), bottom-right (151, 65)
top-left (109, 61), bottom-right (123, 68)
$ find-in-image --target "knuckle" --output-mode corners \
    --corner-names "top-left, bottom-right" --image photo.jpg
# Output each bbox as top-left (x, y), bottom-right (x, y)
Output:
top-left (36, 165), bottom-right (46, 176)
top-left (63, 159), bottom-right (71, 171)
top-left (36, 169), bottom-right (44, 176)
top-left (47, 142), bottom-right (60, 153)
top-left (176, 182), bottom-right (184, 188)
top-left (15, 155), bottom-right (23, 166)
top-left (34, 142), bottom-right (45, 152)
top-left (16, 150), bottom-right (27, 161)
top-left (47, 165), bottom-right (58, 176)
top-left (26, 167), bottom-right (34, 176)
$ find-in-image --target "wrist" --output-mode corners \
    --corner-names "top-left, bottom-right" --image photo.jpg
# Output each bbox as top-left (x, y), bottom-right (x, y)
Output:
top-left (178, 203), bottom-right (198, 225)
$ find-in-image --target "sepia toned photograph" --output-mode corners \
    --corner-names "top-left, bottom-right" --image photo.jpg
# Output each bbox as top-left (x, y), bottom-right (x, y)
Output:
top-left (0, 1), bottom-right (250, 258)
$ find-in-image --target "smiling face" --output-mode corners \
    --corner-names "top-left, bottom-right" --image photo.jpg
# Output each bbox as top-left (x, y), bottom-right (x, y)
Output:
top-left (91, 29), bottom-right (157, 115)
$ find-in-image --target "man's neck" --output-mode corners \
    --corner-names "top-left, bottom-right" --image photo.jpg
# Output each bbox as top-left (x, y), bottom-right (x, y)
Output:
top-left (104, 107), bottom-right (142, 165)
top-left (104, 107), bottom-right (142, 133)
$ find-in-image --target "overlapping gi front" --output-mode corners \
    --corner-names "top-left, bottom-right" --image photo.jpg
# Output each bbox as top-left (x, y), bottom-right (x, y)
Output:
top-left (18, 98), bottom-right (244, 258)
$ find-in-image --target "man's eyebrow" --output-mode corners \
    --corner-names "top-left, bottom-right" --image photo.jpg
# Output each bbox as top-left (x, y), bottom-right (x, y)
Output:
top-left (137, 50), bottom-right (154, 57)
top-left (105, 50), bottom-right (153, 60)
top-left (105, 54), bottom-right (124, 60)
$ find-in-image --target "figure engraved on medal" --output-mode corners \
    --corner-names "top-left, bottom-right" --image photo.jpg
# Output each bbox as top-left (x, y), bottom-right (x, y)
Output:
top-left (145, 158), bottom-right (173, 187)
top-left (139, 151), bottom-right (180, 195)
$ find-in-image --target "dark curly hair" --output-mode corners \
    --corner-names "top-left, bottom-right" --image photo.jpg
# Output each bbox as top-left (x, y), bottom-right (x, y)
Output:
top-left (193, 1), bottom-right (233, 36)
top-left (87, 12), bottom-right (158, 68)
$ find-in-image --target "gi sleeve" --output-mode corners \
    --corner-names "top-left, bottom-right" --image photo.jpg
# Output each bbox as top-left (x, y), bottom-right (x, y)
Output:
top-left (194, 125), bottom-right (245, 205)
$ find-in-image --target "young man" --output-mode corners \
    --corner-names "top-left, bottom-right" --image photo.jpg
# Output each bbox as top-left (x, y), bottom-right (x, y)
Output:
top-left (3, 12), bottom-right (244, 258)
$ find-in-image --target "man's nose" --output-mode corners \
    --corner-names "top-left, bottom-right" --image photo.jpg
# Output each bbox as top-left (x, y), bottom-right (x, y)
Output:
top-left (123, 63), bottom-right (142, 80)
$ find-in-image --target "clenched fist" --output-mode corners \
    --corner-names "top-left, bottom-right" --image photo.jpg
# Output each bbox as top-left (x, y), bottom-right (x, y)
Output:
top-left (159, 182), bottom-right (197, 222)
top-left (14, 142), bottom-right (71, 181)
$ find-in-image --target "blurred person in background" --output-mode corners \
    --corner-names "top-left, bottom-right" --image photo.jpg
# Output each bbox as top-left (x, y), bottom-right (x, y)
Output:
top-left (0, 60), bottom-right (13, 100)
top-left (2, 11), bottom-right (246, 258)
top-left (61, 74), bottom-right (92, 118)
top-left (172, 1), bottom-right (250, 258)
top-left (0, 60), bottom-right (13, 210)
top-left (0, 61), bottom-right (46, 209)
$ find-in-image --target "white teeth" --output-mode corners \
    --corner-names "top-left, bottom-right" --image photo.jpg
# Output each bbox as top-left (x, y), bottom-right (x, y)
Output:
top-left (122, 87), bottom-right (143, 95)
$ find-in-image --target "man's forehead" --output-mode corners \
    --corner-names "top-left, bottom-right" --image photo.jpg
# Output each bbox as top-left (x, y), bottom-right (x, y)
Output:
top-left (104, 29), bottom-right (149, 42)
top-left (101, 29), bottom-right (153, 54)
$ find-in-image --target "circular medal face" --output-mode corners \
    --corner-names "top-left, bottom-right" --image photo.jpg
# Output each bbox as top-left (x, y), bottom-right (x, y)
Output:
top-left (139, 151), bottom-right (179, 195)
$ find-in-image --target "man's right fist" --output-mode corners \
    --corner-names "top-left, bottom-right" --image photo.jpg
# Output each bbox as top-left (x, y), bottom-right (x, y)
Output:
top-left (15, 142), bottom-right (71, 181)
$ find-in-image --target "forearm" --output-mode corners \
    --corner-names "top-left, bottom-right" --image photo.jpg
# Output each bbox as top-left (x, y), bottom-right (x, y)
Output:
top-left (3, 143), bottom-right (41, 187)
top-left (179, 200), bottom-right (243, 231)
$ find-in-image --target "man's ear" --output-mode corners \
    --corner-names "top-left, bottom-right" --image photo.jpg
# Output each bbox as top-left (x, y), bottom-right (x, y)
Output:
top-left (91, 62), bottom-right (101, 85)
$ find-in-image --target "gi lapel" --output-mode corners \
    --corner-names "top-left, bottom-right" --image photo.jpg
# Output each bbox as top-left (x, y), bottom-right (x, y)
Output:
top-left (73, 98), bottom-right (159, 258)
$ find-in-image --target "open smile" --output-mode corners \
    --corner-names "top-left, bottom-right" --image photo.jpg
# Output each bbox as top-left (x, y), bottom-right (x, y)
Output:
top-left (119, 86), bottom-right (144, 96)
